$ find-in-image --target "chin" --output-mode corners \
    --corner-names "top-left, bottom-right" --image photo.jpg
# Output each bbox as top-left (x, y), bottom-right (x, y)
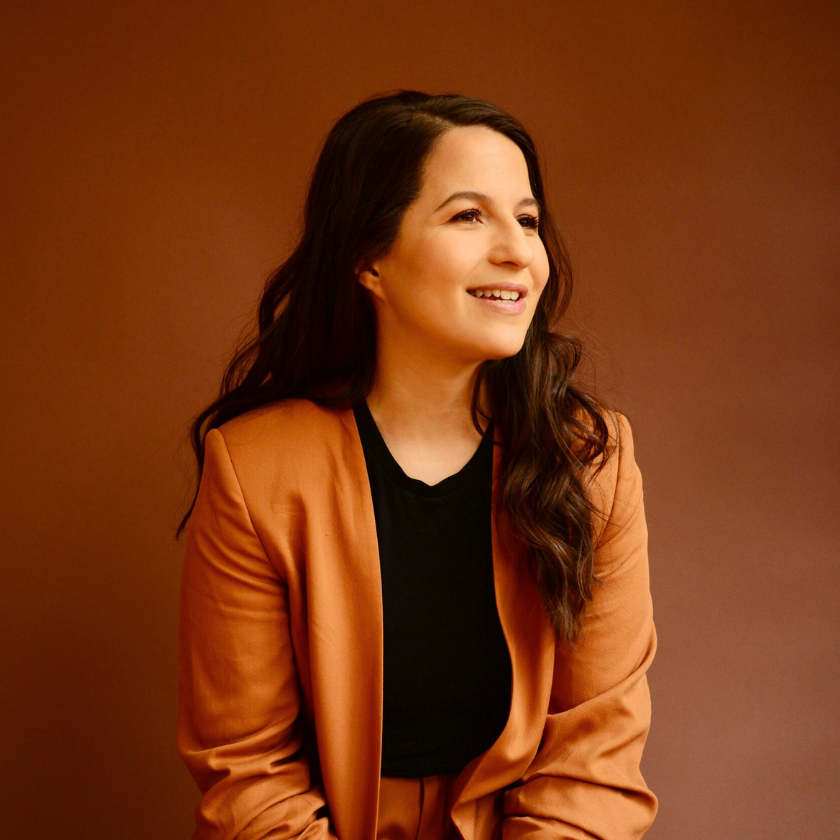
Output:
top-left (476, 339), bottom-right (527, 361)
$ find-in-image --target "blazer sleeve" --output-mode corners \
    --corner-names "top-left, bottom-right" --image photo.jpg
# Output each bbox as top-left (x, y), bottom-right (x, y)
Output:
top-left (177, 427), bottom-right (338, 840)
top-left (502, 411), bottom-right (658, 840)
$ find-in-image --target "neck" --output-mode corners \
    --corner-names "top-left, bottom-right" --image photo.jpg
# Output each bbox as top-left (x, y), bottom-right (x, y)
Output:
top-left (365, 350), bottom-right (492, 446)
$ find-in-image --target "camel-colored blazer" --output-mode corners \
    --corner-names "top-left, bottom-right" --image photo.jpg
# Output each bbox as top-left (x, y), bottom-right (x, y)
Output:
top-left (177, 399), bottom-right (657, 840)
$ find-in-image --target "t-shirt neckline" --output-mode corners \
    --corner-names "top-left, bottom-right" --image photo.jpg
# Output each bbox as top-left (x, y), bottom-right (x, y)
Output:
top-left (352, 398), bottom-right (493, 498)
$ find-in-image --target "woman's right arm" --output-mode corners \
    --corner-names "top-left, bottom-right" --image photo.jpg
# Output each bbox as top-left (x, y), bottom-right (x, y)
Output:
top-left (177, 428), bottom-right (337, 840)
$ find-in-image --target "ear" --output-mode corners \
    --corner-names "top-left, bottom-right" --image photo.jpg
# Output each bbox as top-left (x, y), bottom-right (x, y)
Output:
top-left (356, 261), bottom-right (385, 302)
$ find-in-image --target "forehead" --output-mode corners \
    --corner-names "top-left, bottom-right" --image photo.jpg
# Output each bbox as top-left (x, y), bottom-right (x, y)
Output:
top-left (418, 126), bottom-right (531, 200)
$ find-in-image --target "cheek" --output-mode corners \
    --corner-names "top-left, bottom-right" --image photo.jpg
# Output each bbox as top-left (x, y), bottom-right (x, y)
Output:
top-left (391, 234), bottom-right (470, 294)
top-left (420, 237), bottom-right (475, 283)
top-left (530, 248), bottom-right (551, 297)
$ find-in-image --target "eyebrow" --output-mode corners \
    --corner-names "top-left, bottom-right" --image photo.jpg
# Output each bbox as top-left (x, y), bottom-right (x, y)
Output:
top-left (434, 190), bottom-right (542, 214)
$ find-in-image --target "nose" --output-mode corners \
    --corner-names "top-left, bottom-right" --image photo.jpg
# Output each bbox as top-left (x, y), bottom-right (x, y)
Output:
top-left (489, 217), bottom-right (536, 269)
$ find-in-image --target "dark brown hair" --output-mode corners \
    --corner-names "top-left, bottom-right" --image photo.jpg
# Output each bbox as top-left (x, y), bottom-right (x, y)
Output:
top-left (176, 89), bottom-right (615, 646)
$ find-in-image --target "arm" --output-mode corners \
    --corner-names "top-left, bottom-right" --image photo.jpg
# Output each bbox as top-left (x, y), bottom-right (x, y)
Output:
top-left (502, 412), bottom-right (658, 839)
top-left (177, 428), bottom-right (337, 840)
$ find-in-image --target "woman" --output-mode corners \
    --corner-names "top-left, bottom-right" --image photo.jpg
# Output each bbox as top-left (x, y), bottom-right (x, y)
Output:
top-left (175, 90), bottom-right (658, 840)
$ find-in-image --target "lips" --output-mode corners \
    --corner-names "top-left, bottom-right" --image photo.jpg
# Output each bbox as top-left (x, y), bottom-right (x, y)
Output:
top-left (466, 290), bottom-right (527, 314)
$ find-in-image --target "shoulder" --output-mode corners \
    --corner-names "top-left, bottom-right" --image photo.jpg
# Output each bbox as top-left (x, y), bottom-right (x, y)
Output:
top-left (579, 409), bottom-right (641, 548)
top-left (216, 397), bottom-right (342, 449)
top-left (574, 405), bottom-right (625, 474)
top-left (208, 398), bottom-right (350, 484)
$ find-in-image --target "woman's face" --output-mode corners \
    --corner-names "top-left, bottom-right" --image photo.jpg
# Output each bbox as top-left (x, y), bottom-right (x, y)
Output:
top-left (358, 125), bottom-right (550, 367)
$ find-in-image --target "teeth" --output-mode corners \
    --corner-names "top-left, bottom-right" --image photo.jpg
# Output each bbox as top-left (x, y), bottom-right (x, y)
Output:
top-left (468, 289), bottom-right (521, 300)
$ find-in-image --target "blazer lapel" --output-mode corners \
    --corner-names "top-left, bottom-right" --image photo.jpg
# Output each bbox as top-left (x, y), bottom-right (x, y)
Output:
top-left (303, 407), bottom-right (384, 840)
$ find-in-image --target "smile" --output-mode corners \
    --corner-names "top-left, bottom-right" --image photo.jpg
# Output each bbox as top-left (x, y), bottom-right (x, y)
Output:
top-left (466, 289), bottom-right (526, 314)
top-left (467, 289), bottom-right (521, 300)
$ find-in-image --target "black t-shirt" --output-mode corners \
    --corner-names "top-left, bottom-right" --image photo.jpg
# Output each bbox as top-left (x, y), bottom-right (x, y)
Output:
top-left (352, 398), bottom-right (513, 777)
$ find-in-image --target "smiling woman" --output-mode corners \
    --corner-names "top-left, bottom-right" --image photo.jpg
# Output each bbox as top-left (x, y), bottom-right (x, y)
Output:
top-left (175, 90), bottom-right (658, 840)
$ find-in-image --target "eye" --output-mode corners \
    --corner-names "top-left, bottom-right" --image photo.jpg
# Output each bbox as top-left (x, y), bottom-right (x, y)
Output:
top-left (452, 208), bottom-right (540, 231)
top-left (452, 208), bottom-right (483, 223)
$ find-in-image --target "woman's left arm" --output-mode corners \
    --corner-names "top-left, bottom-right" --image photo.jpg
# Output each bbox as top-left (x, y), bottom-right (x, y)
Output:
top-left (502, 411), bottom-right (658, 840)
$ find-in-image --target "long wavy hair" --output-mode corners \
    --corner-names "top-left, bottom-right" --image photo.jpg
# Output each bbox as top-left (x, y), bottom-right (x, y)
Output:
top-left (176, 89), bottom-right (616, 647)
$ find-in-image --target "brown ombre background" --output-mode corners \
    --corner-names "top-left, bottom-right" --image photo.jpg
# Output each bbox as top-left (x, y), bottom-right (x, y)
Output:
top-left (2, 2), bottom-right (837, 838)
